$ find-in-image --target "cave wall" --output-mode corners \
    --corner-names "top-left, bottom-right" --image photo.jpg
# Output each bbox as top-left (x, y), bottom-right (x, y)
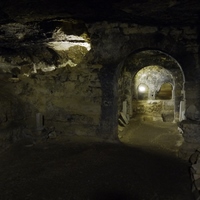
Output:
top-left (88, 22), bottom-right (199, 137)
top-left (0, 20), bottom-right (199, 148)
top-left (0, 64), bottom-right (102, 142)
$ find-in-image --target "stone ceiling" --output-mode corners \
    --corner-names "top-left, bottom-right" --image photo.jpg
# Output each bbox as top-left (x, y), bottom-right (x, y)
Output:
top-left (0, 0), bottom-right (199, 75)
top-left (0, 0), bottom-right (200, 26)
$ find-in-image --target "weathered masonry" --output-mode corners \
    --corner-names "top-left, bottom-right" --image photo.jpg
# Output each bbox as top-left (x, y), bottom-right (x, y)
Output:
top-left (0, 1), bottom-right (200, 153)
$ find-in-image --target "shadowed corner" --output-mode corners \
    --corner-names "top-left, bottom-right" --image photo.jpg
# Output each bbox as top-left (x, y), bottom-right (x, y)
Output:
top-left (92, 190), bottom-right (135, 200)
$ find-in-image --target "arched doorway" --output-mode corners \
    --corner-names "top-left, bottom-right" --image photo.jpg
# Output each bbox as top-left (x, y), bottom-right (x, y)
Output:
top-left (117, 50), bottom-right (185, 131)
top-left (156, 83), bottom-right (173, 100)
top-left (132, 65), bottom-right (175, 122)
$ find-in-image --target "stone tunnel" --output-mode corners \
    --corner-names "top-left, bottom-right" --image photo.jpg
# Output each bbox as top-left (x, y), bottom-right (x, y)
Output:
top-left (0, 0), bottom-right (200, 199)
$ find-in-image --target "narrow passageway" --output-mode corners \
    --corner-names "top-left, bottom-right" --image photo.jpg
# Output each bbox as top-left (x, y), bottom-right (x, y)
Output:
top-left (0, 121), bottom-right (193, 200)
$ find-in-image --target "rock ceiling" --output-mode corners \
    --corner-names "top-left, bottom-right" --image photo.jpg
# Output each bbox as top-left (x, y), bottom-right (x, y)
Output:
top-left (0, 0), bottom-right (199, 74)
top-left (0, 0), bottom-right (200, 25)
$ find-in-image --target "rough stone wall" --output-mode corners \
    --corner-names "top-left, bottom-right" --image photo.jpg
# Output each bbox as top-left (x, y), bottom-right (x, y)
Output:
top-left (87, 22), bottom-right (199, 70)
top-left (87, 21), bottom-right (200, 142)
top-left (1, 66), bottom-right (101, 127)
top-left (0, 20), bottom-right (199, 148)
top-left (132, 100), bottom-right (174, 122)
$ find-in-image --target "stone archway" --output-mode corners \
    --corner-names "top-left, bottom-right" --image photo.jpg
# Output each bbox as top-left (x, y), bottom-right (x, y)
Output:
top-left (131, 65), bottom-right (175, 122)
top-left (117, 49), bottom-right (185, 130)
top-left (156, 83), bottom-right (173, 100)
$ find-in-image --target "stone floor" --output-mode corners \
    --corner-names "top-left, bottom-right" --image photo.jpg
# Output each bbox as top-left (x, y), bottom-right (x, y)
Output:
top-left (0, 120), bottom-right (193, 200)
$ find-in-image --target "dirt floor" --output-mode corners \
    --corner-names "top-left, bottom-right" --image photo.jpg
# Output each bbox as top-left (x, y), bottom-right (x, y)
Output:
top-left (0, 119), bottom-right (193, 200)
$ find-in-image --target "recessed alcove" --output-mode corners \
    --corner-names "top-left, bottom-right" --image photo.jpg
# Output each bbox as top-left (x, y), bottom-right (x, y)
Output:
top-left (156, 83), bottom-right (173, 100)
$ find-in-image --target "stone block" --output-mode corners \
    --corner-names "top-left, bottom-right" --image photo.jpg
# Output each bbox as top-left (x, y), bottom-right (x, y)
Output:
top-left (181, 120), bottom-right (200, 143)
top-left (192, 163), bottom-right (200, 174)
top-left (153, 116), bottom-right (163, 122)
top-left (192, 184), bottom-right (200, 200)
top-left (0, 73), bottom-right (12, 80)
top-left (194, 178), bottom-right (200, 190)
top-left (196, 157), bottom-right (200, 164)
top-left (152, 113), bottom-right (163, 122)
top-left (123, 26), bottom-right (157, 35)
top-left (190, 151), bottom-right (200, 164)
top-left (119, 23), bottom-right (128, 28)
top-left (179, 142), bottom-right (200, 160)
top-left (186, 104), bottom-right (200, 121)
top-left (123, 27), bottom-right (137, 35)
top-left (118, 118), bottom-right (126, 127)
top-left (69, 73), bottom-right (78, 81)
top-left (163, 101), bottom-right (174, 110)
top-left (64, 81), bottom-right (76, 92)
top-left (191, 167), bottom-right (196, 174)
top-left (79, 76), bottom-right (85, 83)
top-left (194, 174), bottom-right (200, 181)
top-left (120, 112), bottom-right (129, 124)
top-left (48, 131), bottom-right (57, 139)
top-left (59, 75), bottom-right (67, 82)
top-left (122, 101), bottom-right (127, 115)
top-left (89, 80), bottom-right (101, 87)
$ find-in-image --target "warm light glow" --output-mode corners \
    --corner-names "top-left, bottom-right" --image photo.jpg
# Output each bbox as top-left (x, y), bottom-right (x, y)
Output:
top-left (138, 85), bottom-right (146, 92)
